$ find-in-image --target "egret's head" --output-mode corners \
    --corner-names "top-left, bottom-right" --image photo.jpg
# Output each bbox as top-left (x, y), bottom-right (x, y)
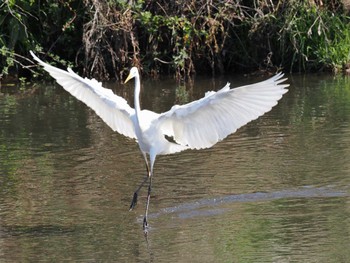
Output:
top-left (124, 67), bottom-right (139, 84)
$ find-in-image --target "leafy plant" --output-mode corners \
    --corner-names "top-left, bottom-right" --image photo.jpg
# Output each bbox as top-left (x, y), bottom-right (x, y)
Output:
top-left (1, 0), bottom-right (350, 81)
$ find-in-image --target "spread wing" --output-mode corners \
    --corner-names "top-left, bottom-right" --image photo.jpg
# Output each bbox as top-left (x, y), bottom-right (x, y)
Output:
top-left (30, 51), bottom-right (136, 139)
top-left (156, 73), bottom-right (289, 150)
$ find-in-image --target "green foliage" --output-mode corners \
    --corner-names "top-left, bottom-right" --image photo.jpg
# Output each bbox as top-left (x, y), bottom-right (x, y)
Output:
top-left (313, 13), bottom-right (350, 71)
top-left (0, 0), bottom-right (83, 79)
top-left (283, 3), bottom-right (350, 71)
top-left (1, 0), bottom-right (350, 81)
top-left (248, 1), bottom-right (350, 72)
top-left (130, 0), bottom-right (236, 78)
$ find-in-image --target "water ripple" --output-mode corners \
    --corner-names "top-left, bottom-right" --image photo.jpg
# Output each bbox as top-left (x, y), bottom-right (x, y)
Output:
top-left (149, 186), bottom-right (347, 219)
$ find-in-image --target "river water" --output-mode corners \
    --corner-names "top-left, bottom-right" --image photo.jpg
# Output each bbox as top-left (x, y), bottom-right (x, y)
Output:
top-left (0, 73), bottom-right (349, 262)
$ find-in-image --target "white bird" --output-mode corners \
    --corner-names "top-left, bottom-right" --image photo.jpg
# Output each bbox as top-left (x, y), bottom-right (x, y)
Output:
top-left (30, 51), bottom-right (289, 231)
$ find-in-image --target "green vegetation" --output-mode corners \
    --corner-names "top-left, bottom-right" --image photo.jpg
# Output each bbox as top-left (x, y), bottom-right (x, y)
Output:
top-left (1, 0), bottom-right (350, 81)
top-left (276, 2), bottom-right (350, 72)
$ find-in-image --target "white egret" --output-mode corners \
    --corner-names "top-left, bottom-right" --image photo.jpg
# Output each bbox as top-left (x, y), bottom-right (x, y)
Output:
top-left (30, 51), bottom-right (289, 231)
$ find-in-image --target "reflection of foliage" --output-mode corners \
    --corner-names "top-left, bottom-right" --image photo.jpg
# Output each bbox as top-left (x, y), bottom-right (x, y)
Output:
top-left (175, 85), bottom-right (190, 104)
top-left (0, 85), bottom-right (90, 179)
top-left (287, 75), bottom-right (350, 127)
top-left (0, 94), bottom-right (25, 195)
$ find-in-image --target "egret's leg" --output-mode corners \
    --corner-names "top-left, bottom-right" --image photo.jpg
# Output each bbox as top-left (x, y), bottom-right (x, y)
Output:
top-left (143, 153), bottom-right (156, 232)
top-left (129, 153), bottom-right (150, 211)
top-left (129, 175), bottom-right (148, 211)
top-left (143, 174), bottom-right (152, 230)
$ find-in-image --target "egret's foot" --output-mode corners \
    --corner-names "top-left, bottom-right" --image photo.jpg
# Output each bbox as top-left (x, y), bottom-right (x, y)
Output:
top-left (129, 192), bottom-right (138, 211)
top-left (143, 216), bottom-right (148, 231)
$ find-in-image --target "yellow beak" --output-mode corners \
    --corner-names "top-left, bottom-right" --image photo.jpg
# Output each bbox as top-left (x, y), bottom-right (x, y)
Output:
top-left (124, 73), bottom-right (133, 84)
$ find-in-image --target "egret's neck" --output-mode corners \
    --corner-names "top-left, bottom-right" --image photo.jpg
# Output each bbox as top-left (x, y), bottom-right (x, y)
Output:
top-left (134, 74), bottom-right (142, 117)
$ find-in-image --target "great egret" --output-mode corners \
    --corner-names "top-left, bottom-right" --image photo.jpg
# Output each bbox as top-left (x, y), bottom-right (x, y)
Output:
top-left (30, 51), bottom-right (289, 231)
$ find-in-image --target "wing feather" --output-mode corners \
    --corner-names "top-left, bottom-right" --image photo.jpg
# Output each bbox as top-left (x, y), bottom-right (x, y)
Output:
top-left (30, 51), bottom-right (136, 139)
top-left (156, 73), bottom-right (289, 150)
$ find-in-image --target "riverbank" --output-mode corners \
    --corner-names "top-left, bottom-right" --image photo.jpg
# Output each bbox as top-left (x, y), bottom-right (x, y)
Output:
top-left (1, 0), bottom-right (350, 82)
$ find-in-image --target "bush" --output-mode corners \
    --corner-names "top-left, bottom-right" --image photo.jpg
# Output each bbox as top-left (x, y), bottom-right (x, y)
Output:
top-left (1, 0), bottom-right (350, 81)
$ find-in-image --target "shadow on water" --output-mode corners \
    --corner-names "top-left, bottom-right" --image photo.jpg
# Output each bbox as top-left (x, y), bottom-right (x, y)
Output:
top-left (149, 186), bottom-right (347, 220)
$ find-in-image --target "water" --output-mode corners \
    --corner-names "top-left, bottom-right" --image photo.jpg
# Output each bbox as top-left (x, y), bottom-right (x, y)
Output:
top-left (0, 74), bottom-right (350, 262)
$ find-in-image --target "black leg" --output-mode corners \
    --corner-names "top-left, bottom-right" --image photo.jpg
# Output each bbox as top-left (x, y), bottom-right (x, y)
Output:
top-left (143, 174), bottom-right (152, 232)
top-left (129, 158), bottom-right (150, 211)
top-left (129, 176), bottom-right (147, 210)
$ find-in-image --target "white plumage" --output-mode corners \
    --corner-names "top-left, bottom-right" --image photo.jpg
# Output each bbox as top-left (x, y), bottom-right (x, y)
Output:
top-left (30, 51), bottom-right (289, 231)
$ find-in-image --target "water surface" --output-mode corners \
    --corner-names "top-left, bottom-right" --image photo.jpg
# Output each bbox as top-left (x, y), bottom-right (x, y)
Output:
top-left (0, 74), bottom-right (350, 262)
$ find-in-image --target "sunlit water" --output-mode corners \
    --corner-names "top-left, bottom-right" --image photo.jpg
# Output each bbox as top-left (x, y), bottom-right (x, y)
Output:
top-left (1, 74), bottom-right (350, 262)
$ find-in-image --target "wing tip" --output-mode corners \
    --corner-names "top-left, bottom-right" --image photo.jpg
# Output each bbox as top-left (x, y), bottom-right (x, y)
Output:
top-left (30, 50), bottom-right (42, 64)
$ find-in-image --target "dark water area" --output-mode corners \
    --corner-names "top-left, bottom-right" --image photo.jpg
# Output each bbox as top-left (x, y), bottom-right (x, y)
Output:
top-left (0, 74), bottom-right (350, 262)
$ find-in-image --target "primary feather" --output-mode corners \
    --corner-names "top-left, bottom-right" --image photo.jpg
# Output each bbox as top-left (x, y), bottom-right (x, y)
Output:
top-left (30, 51), bottom-right (136, 139)
top-left (157, 73), bottom-right (288, 151)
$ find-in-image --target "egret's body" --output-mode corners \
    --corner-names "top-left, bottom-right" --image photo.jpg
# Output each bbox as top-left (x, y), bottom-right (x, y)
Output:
top-left (30, 51), bottom-right (289, 231)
